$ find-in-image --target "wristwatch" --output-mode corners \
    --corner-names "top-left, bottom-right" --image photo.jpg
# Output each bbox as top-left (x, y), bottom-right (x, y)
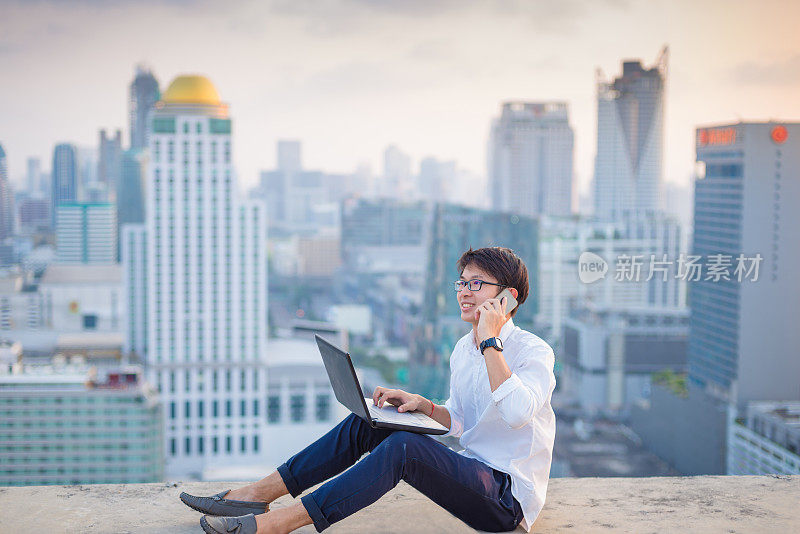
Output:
top-left (480, 337), bottom-right (504, 355)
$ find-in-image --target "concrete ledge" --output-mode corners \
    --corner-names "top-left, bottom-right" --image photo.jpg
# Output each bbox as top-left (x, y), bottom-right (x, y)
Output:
top-left (0, 475), bottom-right (797, 533)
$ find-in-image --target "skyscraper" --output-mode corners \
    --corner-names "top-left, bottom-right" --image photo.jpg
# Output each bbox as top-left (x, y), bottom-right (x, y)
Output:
top-left (0, 144), bottom-right (13, 240)
top-left (631, 121), bottom-right (800, 475)
top-left (118, 148), bottom-right (146, 227)
top-left (51, 143), bottom-right (78, 226)
top-left (128, 66), bottom-right (160, 150)
top-left (124, 75), bottom-right (268, 477)
top-left (593, 48), bottom-right (668, 220)
top-left (689, 122), bottom-right (800, 403)
top-left (98, 129), bottom-right (122, 194)
top-left (489, 102), bottom-right (574, 217)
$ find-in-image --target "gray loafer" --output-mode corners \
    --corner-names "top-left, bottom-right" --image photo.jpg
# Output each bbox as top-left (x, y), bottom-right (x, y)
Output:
top-left (200, 513), bottom-right (258, 534)
top-left (180, 489), bottom-right (267, 517)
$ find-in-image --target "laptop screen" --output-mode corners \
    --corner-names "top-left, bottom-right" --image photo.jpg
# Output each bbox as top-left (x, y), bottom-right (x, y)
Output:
top-left (314, 335), bottom-right (371, 420)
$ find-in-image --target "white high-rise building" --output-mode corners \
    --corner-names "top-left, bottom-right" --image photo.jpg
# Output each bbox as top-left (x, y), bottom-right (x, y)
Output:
top-left (490, 102), bottom-right (574, 217)
top-left (123, 75), bottom-right (268, 477)
top-left (593, 48), bottom-right (668, 220)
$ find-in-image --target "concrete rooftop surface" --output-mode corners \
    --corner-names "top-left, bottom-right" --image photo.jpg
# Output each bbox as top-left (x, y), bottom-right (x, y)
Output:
top-left (1, 475), bottom-right (798, 533)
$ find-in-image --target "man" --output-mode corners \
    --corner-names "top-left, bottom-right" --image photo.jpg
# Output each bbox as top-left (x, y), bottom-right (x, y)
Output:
top-left (181, 246), bottom-right (557, 533)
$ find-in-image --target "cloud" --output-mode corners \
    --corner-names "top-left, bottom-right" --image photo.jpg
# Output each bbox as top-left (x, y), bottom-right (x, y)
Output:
top-left (729, 54), bottom-right (800, 86)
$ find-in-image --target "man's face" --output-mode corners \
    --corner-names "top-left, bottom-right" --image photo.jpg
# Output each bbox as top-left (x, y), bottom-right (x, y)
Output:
top-left (457, 263), bottom-right (503, 325)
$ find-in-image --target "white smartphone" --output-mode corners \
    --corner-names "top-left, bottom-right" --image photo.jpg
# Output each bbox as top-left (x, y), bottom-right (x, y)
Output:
top-left (496, 287), bottom-right (518, 314)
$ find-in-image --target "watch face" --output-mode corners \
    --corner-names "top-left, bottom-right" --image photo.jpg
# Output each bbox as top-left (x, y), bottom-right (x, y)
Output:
top-left (496, 338), bottom-right (503, 351)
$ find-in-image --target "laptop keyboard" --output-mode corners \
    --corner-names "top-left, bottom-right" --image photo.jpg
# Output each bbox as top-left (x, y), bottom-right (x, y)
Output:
top-left (366, 400), bottom-right (442, 427)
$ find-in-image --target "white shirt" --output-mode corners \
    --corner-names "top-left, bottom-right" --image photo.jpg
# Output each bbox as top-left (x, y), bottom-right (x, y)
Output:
top-left (444, 318), bottom-right (557, 532)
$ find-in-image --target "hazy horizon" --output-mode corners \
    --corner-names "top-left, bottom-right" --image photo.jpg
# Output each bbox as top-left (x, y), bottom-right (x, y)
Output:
top-left (1, 0), bottom-right (799, 198)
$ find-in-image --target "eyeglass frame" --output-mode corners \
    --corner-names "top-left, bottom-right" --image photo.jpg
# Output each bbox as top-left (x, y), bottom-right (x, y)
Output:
top-left (453, 279), bottom-right (507, 292)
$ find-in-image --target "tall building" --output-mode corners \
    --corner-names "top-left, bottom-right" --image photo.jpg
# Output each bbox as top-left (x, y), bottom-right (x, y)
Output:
top-left (489, 102), bottom-right (574, 217)
top-left (124, 75), bottom-right (268, 477)
top-left (593, 48), bottom-right (668, 220)
top-left (55, 202), bottom-right (117, 264)
top-left (51, 143), bottom-right (78, 226)
top-left (258, 141), bottom-right (342, 234)
top-left (382, 145), bottom-right (414, 199)
top-left (129, 66), bottom-right (160, 150)
top-left (0, 143), bottom-right (14, 240)
top-left (98, 129), bottom-right (122, 194)
top-left (277, 140), bottom-right (301, 173)
top-left (26, 157), bottom-right (47, 199)
top-left (631, 121), bottom-right (800, 475)
top-left (118, 149), bottom-right (146, 226)
top-left (689, 122), bottom-right (800, 403)
top-left (0, 363), bottom-right (163, 486)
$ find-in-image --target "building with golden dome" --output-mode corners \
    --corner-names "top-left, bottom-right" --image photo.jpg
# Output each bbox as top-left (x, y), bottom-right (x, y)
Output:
top-left (123, 74), bottom-right (268, 478)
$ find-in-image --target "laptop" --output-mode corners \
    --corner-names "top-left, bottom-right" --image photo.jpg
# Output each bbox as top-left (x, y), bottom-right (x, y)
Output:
top-left (314, 335), bottom-right (449, 435)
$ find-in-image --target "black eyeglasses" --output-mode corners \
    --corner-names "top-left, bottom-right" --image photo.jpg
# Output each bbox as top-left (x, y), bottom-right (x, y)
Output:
top-left (454, 279), bottom-right (506, 292)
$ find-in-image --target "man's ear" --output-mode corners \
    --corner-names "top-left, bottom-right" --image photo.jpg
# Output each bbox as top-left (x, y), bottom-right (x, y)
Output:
top-left (509, 287), bottom-right (519, 300)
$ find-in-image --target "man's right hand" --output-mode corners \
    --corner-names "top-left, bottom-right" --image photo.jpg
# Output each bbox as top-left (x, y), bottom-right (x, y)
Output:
top-left (372, 386), bottom-right (431, 414)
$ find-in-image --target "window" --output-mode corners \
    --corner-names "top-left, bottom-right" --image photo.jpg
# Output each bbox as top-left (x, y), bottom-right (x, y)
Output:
top-left (198, 437), bottom-right (204, 454)
top-left (240, 436), bottom-right (246, 453)
top-left (185, 437), bottom-right (191, 454)
top-left (213, 400), bottom-right (219, 418)
top-left (267, 395), bottom-right (280, 423)
top-left (290, 395), bottom-right (305, 423)
top-left (225, 400), bottom-right (232, 417)
top-left (240, 400), bottom-right (246, 417)
top-left (253, 435), bottom-right (259, 452)
top-left (226, 436), bottom-right (232, 453)
top-left (170, 438), bottom-right (176, 456)
top-left (253, 399), bottom-right (259, 417)
top-left (198, 400), bottom-right (204, 418)
top-left (170, 402), bottom-right (176, 420)
top-left (184, 401), bottom-right (190, 418)
top-left (82, 314), bottom-right (98, 330)
top-left (316, 394), bottom-right (331, 422)
top-left (213, 437), bottom-right (219, 454)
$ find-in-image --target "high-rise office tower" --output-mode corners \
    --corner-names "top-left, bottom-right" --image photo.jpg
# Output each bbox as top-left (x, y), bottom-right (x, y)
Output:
top-left (51, 143), bottom-right (78, 226)
top-left (26, 157), bottom-right (46, 199)
top-left (382, 145), bottom-right (414, 199)
top-left (593, 48), bottom-right (668, 220)
top-left (55, 202), bottom-right (117, 264)
top-left (129, 66), bottom-right (160, 150)
top-left (98, 129), bottom-right (122, 195)
top-left (0, 143), bottom-right (13, 240)
top-left (490, 102), bottom-right (574, 217)
top-left (631, 121), bottom-right (800, 475)
top-left (277, 140), bottom-right (301, 173)
top-left (123, 75), bottom-right (268, 477)
top-left (118, 149), bottom-right (146, 227)
top-left (689, 122), bottom-right (800, 403)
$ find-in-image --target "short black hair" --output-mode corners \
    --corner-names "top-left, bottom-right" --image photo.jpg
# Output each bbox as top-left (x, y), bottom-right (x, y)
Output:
top-left (456, 247), bottom-right (529, 317)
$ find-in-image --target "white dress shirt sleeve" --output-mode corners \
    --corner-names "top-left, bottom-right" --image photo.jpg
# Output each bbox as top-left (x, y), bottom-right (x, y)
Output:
top-left (490, 343), bottom-right (555, 429)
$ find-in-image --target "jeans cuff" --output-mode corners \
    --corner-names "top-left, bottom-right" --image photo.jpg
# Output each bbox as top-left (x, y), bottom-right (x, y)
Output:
top-left (301, 493), bottom-right (331, 533)
top-left (277, 463), bottom-right (302, 498)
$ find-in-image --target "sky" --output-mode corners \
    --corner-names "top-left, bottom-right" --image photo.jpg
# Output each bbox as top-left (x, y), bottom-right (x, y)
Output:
top-left (1, 0), bottom-right (799, 196)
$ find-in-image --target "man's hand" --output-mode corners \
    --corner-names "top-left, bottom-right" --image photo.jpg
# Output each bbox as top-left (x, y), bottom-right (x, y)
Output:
top-left (475, 296), bottom-right (509, 342)
top-left (372, 386), bottom-right (431, 413)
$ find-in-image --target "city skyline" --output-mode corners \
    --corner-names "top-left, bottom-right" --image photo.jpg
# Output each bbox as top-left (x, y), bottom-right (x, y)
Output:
top-left (1, 0), bottom-right (799, 199)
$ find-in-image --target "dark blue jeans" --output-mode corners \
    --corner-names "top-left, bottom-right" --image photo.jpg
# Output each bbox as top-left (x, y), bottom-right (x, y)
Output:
top-left (277, 413), bottom-right (523, 532)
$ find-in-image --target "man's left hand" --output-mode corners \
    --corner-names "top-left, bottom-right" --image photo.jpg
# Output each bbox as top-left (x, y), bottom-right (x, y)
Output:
top-left (475, 296), bottom-right (509, 342)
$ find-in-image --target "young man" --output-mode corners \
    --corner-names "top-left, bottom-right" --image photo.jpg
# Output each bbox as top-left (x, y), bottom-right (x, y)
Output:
top-left (182, 246), bottom-right (557, 534)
